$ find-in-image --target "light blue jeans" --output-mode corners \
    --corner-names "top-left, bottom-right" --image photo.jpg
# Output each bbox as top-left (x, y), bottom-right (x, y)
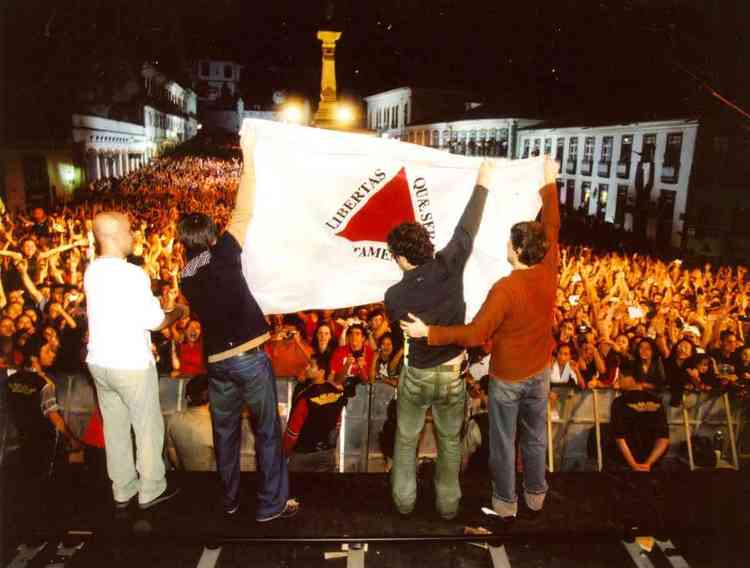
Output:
top-left (391, 363), bottom-right (465, 518)
top-left (88, 363), bottom-right (167, 505)
top-left (488, 368), bottom-right (550, 516)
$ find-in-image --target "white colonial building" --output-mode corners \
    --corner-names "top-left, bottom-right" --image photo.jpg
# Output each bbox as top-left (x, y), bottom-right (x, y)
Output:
top-left (142, 63), bottom-right (199, 150)
top-left (404, 117), bottom-right (543, 158)
top-left (363, 87), bottom-right (482, 140)
top-left (72, 114), bottom-right (150, 181)
top-left (517, 119), bottom-right (698, 247)
top-left (193, 59), bottom-right (242, 103)
top-left (72, 63), bottom-right (199, 184)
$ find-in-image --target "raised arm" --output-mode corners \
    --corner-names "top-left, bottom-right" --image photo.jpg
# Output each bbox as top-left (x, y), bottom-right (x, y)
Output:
top-left (437, 160), bottom-right (492, 270)
top-left (226, 132), bottom-right (257, 247)
top-left (540, 156), bottom-right (561, 269)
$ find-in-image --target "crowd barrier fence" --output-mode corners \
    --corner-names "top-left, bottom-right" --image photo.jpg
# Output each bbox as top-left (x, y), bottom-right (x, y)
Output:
top-left (1, 373), bottom-right (747, 473)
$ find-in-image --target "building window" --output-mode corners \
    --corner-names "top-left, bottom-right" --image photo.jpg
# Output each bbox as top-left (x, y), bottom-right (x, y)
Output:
top-left (617, 134), bottom-right (633, 178)
top-left (597, 183), bottom-right (609, 220)
top-left (581, 181), bottom-right (592, 213)
top-left (582, 136), bottom-right (595, 176)
top-left (661, 132), bottom-right (683, 183)
top-left (403, 103), bottom-right (409, 126)
top-left (566, 138), bottom-right (578, 174)
top-left (532, 138), bottom-right (541, 157)
top-left (555, 137), bottom-right (565, 163)
top-left (224, 65), bottom-right (232, 79)
top-left (565, 179), bottom-right (575, 211)
top-left (544, 138), bottom-right (552, 156)
top-left (441, 130), bottom-right (450, 149)
top-left (522, 139), bottom-right (530, 159)
top-left (392, 106), bottom-right (399, 129)
top-left (615, 184), bottom-right (629, 226)
top-left (642, 133), bottom-right (657, 162)
top-left (432, 130), bottom-right (439, 148)
top-left (598, 136), bottom-right (613, 177)
top-left (497, 129), bottom-right (509, 158)
top-left (201, 61), bottom-right (210, 76)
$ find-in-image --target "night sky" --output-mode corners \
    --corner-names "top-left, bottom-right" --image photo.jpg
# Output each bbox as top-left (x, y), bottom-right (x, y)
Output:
top-left (2, 0), bottom-right (749, 138)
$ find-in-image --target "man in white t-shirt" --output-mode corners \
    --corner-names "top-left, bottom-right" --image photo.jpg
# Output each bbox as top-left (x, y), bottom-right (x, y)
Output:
top-left (85, 212), bottom-right (188, 510)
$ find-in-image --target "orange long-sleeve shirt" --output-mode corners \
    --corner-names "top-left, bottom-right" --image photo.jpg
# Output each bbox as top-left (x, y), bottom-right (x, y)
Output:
top-left (427, 182), bottom-right (560, 382)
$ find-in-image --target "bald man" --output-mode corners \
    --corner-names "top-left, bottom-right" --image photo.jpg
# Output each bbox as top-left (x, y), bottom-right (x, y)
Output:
top-left (85, 212), bottom-right (188, 510)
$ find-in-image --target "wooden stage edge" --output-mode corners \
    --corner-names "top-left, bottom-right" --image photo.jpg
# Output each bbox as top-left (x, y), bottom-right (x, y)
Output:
top-left (12, 470), bottom-right (750, 545)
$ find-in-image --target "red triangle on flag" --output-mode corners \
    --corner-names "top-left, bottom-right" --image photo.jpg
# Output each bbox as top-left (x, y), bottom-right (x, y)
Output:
top-left (336, 167), bottom-right (416, 243)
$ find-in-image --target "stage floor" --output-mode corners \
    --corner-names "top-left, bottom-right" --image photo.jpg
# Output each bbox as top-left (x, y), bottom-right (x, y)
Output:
top-left (4, 466), bottom-right (750, 567)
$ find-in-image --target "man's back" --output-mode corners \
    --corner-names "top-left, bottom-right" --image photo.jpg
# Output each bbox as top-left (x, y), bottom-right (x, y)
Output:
top-left (386, 183), bottom-right (489, 368)
top-left (85, 257), bottom-right (164, 370)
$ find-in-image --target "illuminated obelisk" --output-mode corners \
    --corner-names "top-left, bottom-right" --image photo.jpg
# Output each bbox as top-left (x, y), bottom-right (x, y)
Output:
top-left (313, 30), bottom-right (342, 128)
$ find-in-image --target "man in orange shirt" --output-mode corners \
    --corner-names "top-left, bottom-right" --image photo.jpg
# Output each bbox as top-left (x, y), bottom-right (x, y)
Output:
top-left (402, 156), bottom-right (560, 520)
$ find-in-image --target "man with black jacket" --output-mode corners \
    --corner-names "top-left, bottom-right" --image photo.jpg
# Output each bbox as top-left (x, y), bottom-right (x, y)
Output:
top-left (384, 160), bottom-right (495, 520)
top-left (282, 355), bottom-right (346, 472)
top-left (177, 132), bottom-right (298, 521)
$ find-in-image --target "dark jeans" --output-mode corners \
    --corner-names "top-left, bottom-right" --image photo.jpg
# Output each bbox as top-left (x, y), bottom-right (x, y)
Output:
top-left (208, 349), bottom-right (289, 519)
top-left (488, 369), bottom-right (550, 515)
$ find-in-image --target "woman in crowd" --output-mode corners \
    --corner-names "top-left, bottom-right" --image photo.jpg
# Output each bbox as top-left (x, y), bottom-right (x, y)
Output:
top-left (311, 322), bottom-right (337, 376)
top-left (632, 337), bottom-right (666, 391)
top-left (664, 338), bottom-right (699, 405)
top-left (370, 332), bottom-right (403, 388)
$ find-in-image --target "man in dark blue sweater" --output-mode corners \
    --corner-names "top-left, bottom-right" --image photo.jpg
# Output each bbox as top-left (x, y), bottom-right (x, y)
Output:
top-left (178, 132), bottom-right (298, 521)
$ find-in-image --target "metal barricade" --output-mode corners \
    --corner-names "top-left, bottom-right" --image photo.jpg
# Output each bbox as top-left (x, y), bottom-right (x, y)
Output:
top-left (1, 374), bottom-right (744, 472)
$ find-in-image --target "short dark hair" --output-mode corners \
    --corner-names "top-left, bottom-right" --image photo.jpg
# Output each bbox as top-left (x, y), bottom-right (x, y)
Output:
top-left (719, 330), bottom-right (736, 342)
top-left (387, 222), bottom-right (434, 266)
top-left (177, 213), bottom-right (218, 256)
top-left (510, 221), bottom-right (549, 266)
top-left (347, 323), bottom-right (366, 336)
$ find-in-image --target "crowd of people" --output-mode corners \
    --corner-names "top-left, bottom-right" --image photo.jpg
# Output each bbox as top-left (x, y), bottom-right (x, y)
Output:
top-left (2, 151), bottom-right (749, 475)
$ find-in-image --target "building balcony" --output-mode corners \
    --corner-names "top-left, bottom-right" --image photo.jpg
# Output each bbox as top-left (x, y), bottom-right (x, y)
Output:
top-left (598, 161), bottom-right (611, 178)
top-left (581, 159), bottom-right (593, 176)
top-left (565, 158), bottom-right (577, 175)
top-left (616, 160), bottom-right (631, 179)
top-left (661, 162), bottom-right (680, 184)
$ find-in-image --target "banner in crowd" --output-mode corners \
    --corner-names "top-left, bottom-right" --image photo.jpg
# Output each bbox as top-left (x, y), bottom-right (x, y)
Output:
top-left (240, 118), bottom-right (546, 320)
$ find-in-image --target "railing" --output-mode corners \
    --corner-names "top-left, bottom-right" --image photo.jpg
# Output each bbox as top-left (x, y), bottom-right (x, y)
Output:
top-left (2, 375), bottom-right (746, 473)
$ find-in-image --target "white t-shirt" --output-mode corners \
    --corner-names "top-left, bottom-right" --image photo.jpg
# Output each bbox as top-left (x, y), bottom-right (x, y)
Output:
top-left (550, 361), bottom-right (574, 384)
top-left (85, 257), bottom-right (165, 370)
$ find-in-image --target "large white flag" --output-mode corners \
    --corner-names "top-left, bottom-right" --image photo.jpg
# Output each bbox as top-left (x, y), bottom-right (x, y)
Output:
top-left (240, 119), bottom-right (546, 320)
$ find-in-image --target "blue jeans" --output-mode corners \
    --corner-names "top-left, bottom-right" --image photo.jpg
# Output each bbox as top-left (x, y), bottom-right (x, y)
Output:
top-left (208, 349), bottom-right (289, 519)
top-left (488, 368), bottom-right (550, 514)
top-left (88, 363), bottom-right (167, 505)
top-left (391, 363), bottom-right (465, 518)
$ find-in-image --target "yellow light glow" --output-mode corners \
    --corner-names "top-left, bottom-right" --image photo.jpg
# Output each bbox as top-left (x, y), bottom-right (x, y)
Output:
top-left (336, 105), bottom-right (354, 123)
top-left (282, 105), bottom-right (303, 123)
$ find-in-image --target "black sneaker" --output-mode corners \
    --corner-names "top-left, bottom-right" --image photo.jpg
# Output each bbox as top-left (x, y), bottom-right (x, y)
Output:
top-left (138, 482), bottom-right (180, 510)
top-left (114, 495), bottom-right (135, 510)
top-left (256, 498), bottom-right (300, 522)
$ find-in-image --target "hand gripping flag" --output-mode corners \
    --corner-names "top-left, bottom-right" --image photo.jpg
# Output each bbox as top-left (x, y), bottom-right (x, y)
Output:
top-left (240, 119), bottom-right (546, 320)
